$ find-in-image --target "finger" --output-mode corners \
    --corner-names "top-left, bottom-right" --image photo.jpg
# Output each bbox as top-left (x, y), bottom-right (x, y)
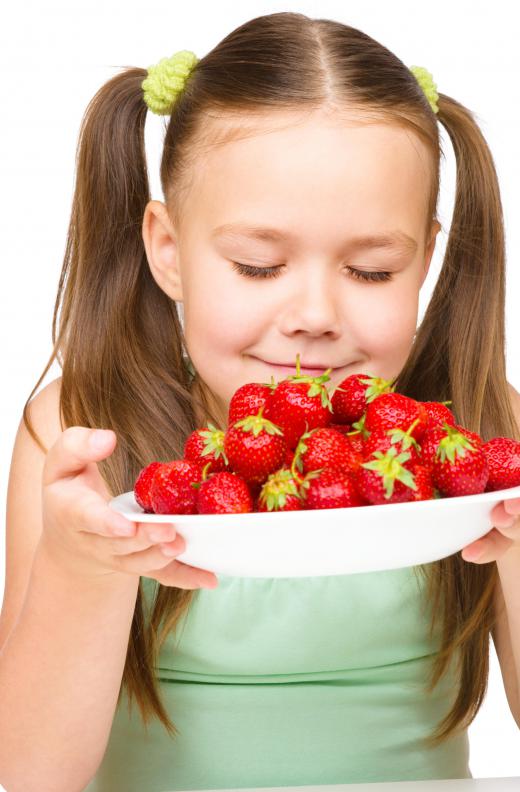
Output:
top-left (490, 501), bottom-right (517, 528)
top-left (61, 488), bottom-right (138, 538)
top-left (152, 553), bottom-right (219, 589)
top-left (112, 534), bottom-right (217, 589)
top-left (109, 522), bottom-right (178, 555)
top-left (504, 497), bottom-right (520, 516)
top-left (43, 426), bottom-right (116, 487)
top-left (462, 527), bottom-right (514, 563)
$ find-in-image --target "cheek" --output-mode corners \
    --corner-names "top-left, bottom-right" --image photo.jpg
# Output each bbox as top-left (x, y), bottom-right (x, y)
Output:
top-left (183, 266), bottom-right (267, 355)
top-left (184, 268), bottom-right (273, 404)
top-left (352, 282), bottom-right (419, 371)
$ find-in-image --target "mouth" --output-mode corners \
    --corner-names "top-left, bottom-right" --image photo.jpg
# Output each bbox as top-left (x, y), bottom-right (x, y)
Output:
top-left (253, 357), bottom-right (346, 377)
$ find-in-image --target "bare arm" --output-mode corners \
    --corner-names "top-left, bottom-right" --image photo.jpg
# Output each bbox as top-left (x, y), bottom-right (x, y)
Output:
top-left (0, 380), bottom-right (216, 791)
top-left (0, 545), bottom-right (139, 791)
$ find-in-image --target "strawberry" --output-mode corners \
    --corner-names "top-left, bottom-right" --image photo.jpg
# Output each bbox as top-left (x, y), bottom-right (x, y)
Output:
top-left (292, 426), bottom-right (363, 477)
top-left (328, 422), bottom-right (353, 436)
top-left (454, 424), bottom-right (483, 449)
top-left (149, 460), bottom-right (202, 515)
top-left (345, 430), bottom-right (366, 456)
top-left (364, 392), bottom-right (429, 442)
top-left (228, 381), bottom-right (276, 425)
top-left (184, 423), bottom-right (228, 473)
top-left (481, 437), bottom-right (520, 491)
top-left (420, 425), bottom-right (449, 469)
top-left (431, 424), bottom-right (489, 497)
top-left (409, 464), bottom-right (438, 501)
top-left (256, 468), bottom-right (306, 512)
top-left (194, 471), bottom-right (253, 514)
top-left (330, 373), bottom-right (395, 424)
top-left (354, 446), bottom-right (418, 504)
top-left (421, 423), bottom-right (484, 473)
top-left (284, 446), bottom-right (296, 468)
top-left (134, 461), bottom-right (165, 512)
top-left (223, 407), bottom-right (287, 484)
top-left (268, 353), bottom-right (333, 450)
top-left (299, 468), bottom-right (369, 509)
top-left (362, 425), bottom-right (422, 468)
top-left (422, 401), bottom-right (456, 431)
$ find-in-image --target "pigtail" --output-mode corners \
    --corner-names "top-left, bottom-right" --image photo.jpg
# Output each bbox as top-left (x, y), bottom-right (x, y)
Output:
top-left (22, 67), bottom-right (224, 738)
top-left (395, 94), bottom-right (520, 748)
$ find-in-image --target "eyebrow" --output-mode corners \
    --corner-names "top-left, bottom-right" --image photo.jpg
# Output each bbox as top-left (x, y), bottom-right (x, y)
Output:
top-left (211, 223), bottom-right (418, 254)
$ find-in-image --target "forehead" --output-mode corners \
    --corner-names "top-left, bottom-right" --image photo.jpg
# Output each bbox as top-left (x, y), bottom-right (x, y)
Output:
top-left (185, 113), bottom-right (432, 241)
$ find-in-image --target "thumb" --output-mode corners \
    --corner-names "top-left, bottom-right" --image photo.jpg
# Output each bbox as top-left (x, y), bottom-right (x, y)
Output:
top-left (43, 426), bottom-right (116, 487)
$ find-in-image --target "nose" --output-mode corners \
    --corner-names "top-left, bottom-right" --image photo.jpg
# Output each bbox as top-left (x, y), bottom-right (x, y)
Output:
top-left (279, 262), bottom-right (342, 338)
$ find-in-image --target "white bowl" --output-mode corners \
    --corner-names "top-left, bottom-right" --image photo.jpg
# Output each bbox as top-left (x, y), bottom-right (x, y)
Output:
top-left (109, 484), bottom-right (520, 578)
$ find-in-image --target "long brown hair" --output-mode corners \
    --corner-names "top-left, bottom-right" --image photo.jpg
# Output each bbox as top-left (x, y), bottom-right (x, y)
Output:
top-left (23, 12), bottom-right (519, 748)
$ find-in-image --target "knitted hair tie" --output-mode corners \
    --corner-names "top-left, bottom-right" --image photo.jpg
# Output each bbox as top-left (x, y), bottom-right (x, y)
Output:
top-left (141, 51), bottom-right (439, 118)
top-left (409, 65), bottom-right (439, 114)
top-left (142, 50), bottom-right (199, 115)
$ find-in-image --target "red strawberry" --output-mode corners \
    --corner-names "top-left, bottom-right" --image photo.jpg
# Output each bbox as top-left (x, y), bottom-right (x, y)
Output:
top-left (184, 423), bottom-right (228, 473)
top-left (256, 468), bottom-right (306, 512)
top-left (345, 430), bottom-right (366, 456)
top-left (300, 468), bottom-right (369, 509)
top-left (149, 460), bottom-right (202, 515)
top-left (364, 392), bottom-right (429, 442)
top-left (195, 471), bottom-right (253, 514)
top-left (354, 446), bottom-right (418, 504)
top-left (268, 354), bottom-right (333, 449)
top-left (431, 424), bottom-right (489, 497)
top-left (454, 424), bottom-right (483, 449)
top-left (223, 407), bottom-right (287, 484)
top-left (363, 425), bottom-right (422, 468)
top-left (331, 373), bottom-right (395, 424)
top-left (228, 382), bottom-right (275, 425)
top-left (292, 426), bottom-right (362, 477)
top-left (410, 464), bottom-right (437, 501)
top-left (481, 437), bottom-right (520, 492)
top-left (328, 422), bottom-right (352, 436)
top-left (422, 422), bottom-right (483, 469)
top-left (134, 461), bottom-right (165, 512)
top-left (422, 401), bottom-right (456, 431)
top-left (420, 424), bottom-right (450, 469)
top-left (284, 446), bottom-right (296, 468)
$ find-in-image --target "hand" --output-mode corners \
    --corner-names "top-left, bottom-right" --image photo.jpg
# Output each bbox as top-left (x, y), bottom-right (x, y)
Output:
top-left (40, 426), bottom-right (218, 588)
top-left (461, 497), bottom-right (520, 563)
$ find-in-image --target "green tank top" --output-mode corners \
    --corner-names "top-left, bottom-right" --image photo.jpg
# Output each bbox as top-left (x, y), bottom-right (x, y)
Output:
top-left (86, 565), bottom-right (471, 790)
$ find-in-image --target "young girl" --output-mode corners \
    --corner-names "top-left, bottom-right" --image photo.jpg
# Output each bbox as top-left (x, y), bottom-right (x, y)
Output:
top-left (1, 10), bottom-right (520, 791)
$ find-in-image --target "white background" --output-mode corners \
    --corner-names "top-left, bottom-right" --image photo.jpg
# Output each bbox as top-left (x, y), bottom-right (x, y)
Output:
top-left (1, 0), bottom-right (519, 781)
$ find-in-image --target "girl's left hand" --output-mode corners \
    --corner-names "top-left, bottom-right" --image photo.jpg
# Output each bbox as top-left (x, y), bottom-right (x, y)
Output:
top-left (461, 497), bottom-right (520, 563)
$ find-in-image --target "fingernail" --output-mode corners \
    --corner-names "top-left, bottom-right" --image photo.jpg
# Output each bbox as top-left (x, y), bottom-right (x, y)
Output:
top-left (465, 547), bottom-right (484, 562)
top-left (160, 543), bottom-right (177, 556)
top-left (90, 429), bottom-right (112, 450)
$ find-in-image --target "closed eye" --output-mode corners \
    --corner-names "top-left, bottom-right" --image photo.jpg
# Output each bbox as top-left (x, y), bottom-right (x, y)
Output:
top-left (230, 262), bottom-right (393, 282)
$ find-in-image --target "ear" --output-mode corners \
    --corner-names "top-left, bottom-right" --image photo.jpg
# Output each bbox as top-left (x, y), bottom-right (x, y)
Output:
top-left (142, 200), bottom-right (183, 301)
top-left (420, 219), bottom-right (442, 287)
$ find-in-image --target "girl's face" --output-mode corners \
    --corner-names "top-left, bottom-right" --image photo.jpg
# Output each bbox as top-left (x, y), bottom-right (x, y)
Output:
top-left (143, 112), bottom-right (440, 422)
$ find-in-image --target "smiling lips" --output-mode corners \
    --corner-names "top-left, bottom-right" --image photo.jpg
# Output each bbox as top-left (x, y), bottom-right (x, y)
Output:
top-left (259, 358), bottom-right (342, 374)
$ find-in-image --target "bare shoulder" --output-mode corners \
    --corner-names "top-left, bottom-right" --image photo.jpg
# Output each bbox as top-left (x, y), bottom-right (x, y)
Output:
top-left (23, 375), bottom-right (65, 453)
top-left (0, 376), bottom-right (64, 650)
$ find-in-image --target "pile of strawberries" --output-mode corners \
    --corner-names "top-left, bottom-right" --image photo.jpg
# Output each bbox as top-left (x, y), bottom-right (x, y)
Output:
top-left (133, 355), bottom-right (520, 515)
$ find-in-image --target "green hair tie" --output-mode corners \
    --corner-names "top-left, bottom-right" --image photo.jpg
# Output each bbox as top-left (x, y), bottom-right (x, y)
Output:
top-left (409, 65), bottom-right (439, 114)
top-left (142, 50), bottom-right (199, 115)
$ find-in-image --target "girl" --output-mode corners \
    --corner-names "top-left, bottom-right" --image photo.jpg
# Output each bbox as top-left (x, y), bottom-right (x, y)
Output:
top-left (1, 11), bottom-right (520, 791)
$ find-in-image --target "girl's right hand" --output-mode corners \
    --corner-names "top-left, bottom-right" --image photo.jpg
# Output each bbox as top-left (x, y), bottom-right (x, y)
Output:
top-left (40, 426), bottom-right (218, 589)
